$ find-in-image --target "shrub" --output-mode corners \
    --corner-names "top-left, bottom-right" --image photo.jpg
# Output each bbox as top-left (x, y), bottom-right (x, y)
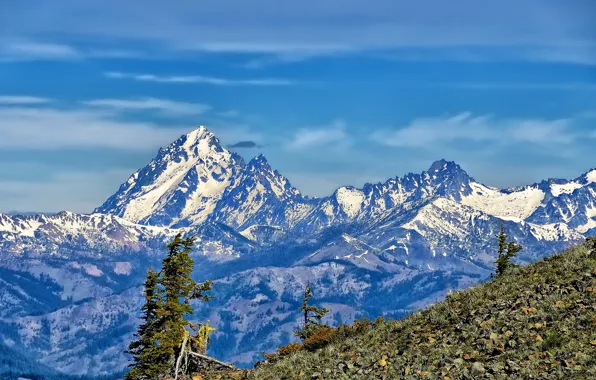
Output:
top-left (303, 327), bottom-right (336, 351)
top-left (277, 342), bottom-right (303, 357)
top-left (262, 342), bottom-right (303, 362)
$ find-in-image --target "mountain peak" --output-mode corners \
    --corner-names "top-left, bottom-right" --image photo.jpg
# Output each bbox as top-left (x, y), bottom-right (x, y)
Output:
top-left (171, 126), bottom-right (220, 152)
top-left (247, 154), bottom-right (270, 169)
top-left (95, 125), bottom-right (244, 225)
top-left (428, 159), bottom-right (460, 173)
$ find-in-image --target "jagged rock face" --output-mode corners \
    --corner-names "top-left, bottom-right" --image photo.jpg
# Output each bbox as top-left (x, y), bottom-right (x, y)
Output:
top-left (207, 155), bottom-right (316, 231)
top-left (1, 126), bottom-right (595, 376)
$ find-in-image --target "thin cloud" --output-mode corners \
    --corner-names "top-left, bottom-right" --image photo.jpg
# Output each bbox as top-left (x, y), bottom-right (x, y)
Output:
top-left (82, 97), bottom-right (211, 116)
top-left (0, 106), bottom-right (191, 150)
top-left (0, 41), bottom-right (146, 61)
top-left (0, 96), bottom-right (52, 104)
top-left (105, 71), bottom-right (294, 86)
top-left (0, 167), bottom-right (135, 213)
top-left (434, 82), bottom-right (596, 91)
top-left (371, 112), bottom-right (582, 148)
top-left (287, 121), bottom-right (349, 150)
top-left (0, 41), bottom-right (79, 61)
top-left (2, 1), bottom-right (594, 64)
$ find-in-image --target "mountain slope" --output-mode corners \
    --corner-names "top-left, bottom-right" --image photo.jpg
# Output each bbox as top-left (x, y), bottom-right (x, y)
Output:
top-left (246, 241), bottom-right (596, 379)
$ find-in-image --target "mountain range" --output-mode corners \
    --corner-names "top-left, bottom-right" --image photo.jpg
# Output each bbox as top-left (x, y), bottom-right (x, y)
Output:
top-left (0, 126), bottom-right (595, 377)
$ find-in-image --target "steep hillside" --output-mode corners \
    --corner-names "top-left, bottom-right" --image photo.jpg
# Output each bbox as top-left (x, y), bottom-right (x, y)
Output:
top-left (243, 241), bottom-right (596, 379)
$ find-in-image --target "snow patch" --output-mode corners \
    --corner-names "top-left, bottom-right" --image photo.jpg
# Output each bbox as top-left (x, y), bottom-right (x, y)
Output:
top-left (586, 170), bottom-right (596, 184)
top-left (114, 262), bottom-right (132, 275)
top-left (577, 207), bottom-right (596, 233)
top-left (335, 187), bottom-right (364, 218)
top-left (551, 182), bottom-right (583, 197)
top-left (462, 182), bottom-right (544, 221)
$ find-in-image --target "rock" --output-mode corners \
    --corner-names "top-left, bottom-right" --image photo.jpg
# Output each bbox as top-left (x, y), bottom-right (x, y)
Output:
top-left (471, 362), bottom-right (485, 376)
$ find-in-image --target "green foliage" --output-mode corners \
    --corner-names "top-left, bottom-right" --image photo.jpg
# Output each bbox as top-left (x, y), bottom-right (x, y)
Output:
top-left (125, 233), bottom-right (214, 380)
top-left (191, 320), bottom-right (216, 355)
top-left (495, 222), bottom-right (522, 276)
top-left (587, 236), bottom-right (596, 257)
top-left (125, 268), bottom-right (161, 379)
top-left (294, 282), bottom-right (330, 342)
top-left (156, 233), bottom-right (197, 369)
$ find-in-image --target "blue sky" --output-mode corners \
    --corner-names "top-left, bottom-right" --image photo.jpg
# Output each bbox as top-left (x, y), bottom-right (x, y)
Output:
top-left (0, 0), bottom-right (595, 213)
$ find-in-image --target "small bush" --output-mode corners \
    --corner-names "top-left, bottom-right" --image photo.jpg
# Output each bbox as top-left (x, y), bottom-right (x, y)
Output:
top-left (303, 327), bottom-right (336, 351)
top-left (277, 342), bottom-right (303, 357)
top-left (262, 342), bottom-right (303, 362)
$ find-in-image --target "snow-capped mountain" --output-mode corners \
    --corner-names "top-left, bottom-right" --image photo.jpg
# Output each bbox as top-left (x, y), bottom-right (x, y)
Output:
top-left (96, 127), bottom-right (246, 227)
top-left (1, 125), bottom-right (595, 376)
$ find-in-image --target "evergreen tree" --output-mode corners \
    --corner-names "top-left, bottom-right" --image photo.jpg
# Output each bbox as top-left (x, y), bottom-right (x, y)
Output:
top-left (125, 268), bottom-right (161, 380)
top-left (125, 233), bottom-right (214, 379)
top-left (295, 282), bottom-right (330, 341)
top-left (154, 233), bottom-right (198, 372)
top-left (495, 222), bottom-right (522, 277)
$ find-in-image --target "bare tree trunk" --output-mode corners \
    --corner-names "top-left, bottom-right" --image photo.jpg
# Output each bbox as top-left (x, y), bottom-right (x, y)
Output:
top-left (187, 351), bottom-right (235, 369)
top-left (174, 332), bottom-right (189, 379)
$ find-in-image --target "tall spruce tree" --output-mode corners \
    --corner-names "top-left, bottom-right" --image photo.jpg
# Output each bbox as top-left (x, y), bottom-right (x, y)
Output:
top-left (125, 268), bottom-right (161, 380)
top-left (125, 233), bottom-right (214, 379)
top-left (495, 222), bottom-right (522, 277)
top-left (155, 233), bottom-right (198, 371)
top-left (295, 282), bottom-right (330, 341)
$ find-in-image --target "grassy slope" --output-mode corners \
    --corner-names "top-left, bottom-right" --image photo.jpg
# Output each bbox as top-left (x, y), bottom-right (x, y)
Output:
top-left (218, 242), bottom-right (596, 379)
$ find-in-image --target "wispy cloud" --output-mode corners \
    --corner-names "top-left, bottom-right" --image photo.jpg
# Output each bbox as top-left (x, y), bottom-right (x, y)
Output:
top-left (0, 95), bottom-right (53, 104)
top-left (371, 112), bottom-right (583, 148)
top-left (105, 71), bottom-right (295, 86)
top-left (0, 41), bottom-right (80, 61)
top-left (0, 40), bottom-right (149, 61)
top-left (82, 97), bottom-right (211, 116)
top-left (0, 106), bottom-right (190, 150)
top-left (287, 121), bottom-right (349, 150)
top-left (0, 99), bottom-right (260, 151)
top-left (3, 1), bottom-right (594, 64)
top-left (0, 166), bottom-right (135, 213)
top-left (433, 82), bottom-right (596, 91)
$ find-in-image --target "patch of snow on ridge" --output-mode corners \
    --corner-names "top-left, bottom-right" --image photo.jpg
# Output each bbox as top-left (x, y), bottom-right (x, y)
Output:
top-left (462, 182), bottom-right (544, 221)
top-left (335, 187), bottom-right (365, 218)
top-left (551, 182), bottom-right (583, 197)
top-left (586, 169), bottom-right (596, 184)
top-left (577, 207), bottom-right (596, 233)
top-left (527, 222), bottom-right (583, 241)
